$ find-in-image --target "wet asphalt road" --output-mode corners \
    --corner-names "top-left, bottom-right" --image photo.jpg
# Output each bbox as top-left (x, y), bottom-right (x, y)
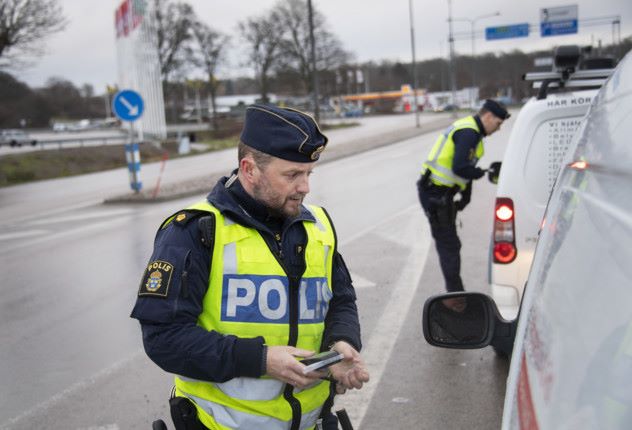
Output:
top-left (0, 113), bottom-right (514, 429)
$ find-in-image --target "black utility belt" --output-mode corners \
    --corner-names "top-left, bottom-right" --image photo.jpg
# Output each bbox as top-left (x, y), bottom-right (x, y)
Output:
top-left (423, 182), bottom-right (459, 193)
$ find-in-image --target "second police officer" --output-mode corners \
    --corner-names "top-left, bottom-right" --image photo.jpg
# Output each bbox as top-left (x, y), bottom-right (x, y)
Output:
top-left (417, 99), bottom-right (510, 293)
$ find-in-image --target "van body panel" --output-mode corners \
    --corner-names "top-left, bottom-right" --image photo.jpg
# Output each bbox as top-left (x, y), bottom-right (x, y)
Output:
top-left (502, 51), bottom-right (632, 429)
top-left (490, 90), bottom-right (598, 318)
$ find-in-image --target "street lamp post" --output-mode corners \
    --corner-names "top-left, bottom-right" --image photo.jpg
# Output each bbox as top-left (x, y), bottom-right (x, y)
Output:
top-left (409, 0), bottom-right (420, 128)
top-left (453, 11), bottom-right (500, 109)
top-left (307, 0), bottom-right (320, 123)
top-left (447, 0), bottom-right (457, 117)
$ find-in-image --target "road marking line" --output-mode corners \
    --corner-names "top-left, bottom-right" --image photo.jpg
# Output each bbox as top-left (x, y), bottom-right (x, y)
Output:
top-left (0, 216), bottom-right (132, 255)
top-left (349, 272), bottom-right (376, 288)
top-left (0, 199), bottom-right (104, 228)
top-left (340, 204), bottom-right (419, 246)
top-left (0, 230), bottom-right (48, 241)
top-left (336, 206), bottom-right (431, 427)
top-left (0, 350), bottom-right (143, 429)
top-left (26, 208), bottom-right (133, 226)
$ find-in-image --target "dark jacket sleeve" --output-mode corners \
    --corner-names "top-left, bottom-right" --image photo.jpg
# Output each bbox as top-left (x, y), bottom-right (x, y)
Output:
top-left (130, 218), bottom-right (265, 382)
top-left (321, 252), bottom-right (362, 352)
top-left (452, 128), bottom-right (486, 180)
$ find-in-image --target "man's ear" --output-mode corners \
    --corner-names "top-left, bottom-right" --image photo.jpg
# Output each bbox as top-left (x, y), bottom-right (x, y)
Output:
top-left (239, 156), bottom-right (258, 183)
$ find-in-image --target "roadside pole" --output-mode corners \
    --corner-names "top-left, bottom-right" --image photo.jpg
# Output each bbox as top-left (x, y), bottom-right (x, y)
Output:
top-left (125, 123), bottom-right (142, 192)
top-left (112, 89), bottom-right (145, 193)
top-left (409, 0), bottom-right (420, 128)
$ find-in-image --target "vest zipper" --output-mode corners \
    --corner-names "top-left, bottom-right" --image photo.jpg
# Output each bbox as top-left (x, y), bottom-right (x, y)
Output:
top-left (263, 232), bottom-right (306, 430)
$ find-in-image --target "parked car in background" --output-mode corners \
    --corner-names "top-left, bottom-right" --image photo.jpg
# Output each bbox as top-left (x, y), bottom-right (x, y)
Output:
top-left (0, 129), bottom-right (37, 147)
top-left (433, 103), bottom-right (459, 112)
top-left (423, 49), bottom-right (632, 429)
top-left (52, 122), bottom-right (70, 132)
top-left (488, 46), bottom-right (615, 320)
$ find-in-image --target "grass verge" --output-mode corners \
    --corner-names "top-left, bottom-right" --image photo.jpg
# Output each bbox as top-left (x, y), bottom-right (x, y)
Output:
top-left (0, 121), bottom-right (359, 187)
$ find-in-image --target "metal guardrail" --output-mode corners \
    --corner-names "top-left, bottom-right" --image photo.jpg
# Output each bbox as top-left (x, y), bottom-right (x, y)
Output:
top-left (34, 135), bottom-right (128, 149)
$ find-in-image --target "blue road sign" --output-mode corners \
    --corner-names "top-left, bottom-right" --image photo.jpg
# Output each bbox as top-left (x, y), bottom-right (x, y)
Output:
top-left (540, 5), bottom-right (578, 37)
top-left (541, 19), bottom-right (578, 37)
top-left (486, 24), bottom-right (530, 40)
top-left (112, 89), bottom-right (144, 122)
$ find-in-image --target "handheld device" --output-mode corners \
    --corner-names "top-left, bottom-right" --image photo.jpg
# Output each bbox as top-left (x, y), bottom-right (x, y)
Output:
top-left (300, 351), bottom-right (344, 374)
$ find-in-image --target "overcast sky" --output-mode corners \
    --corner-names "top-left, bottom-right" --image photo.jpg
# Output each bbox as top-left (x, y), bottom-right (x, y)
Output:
top-left (17, 0), bottom-right (632, 92)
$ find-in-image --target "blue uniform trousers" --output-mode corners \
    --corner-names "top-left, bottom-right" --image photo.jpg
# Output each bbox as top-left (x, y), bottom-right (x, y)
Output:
top-left (417, 179), bottom-right (464, 292)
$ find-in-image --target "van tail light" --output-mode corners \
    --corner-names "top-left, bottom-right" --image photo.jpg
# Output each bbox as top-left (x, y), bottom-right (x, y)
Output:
top-left (493, 197), bottom-right (517, 264)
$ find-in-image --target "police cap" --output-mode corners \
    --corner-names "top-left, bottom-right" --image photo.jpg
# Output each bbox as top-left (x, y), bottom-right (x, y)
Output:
top-left (482, 99), bottom-right (511, 120)
top-left (240, 104), bottom-right (329, 162)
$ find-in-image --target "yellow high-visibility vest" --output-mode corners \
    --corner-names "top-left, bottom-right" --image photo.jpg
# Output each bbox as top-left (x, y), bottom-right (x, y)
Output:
top-left (422, 115), bottom-right (484, 190)
top-left (171, 200), bottom-right (335, 430)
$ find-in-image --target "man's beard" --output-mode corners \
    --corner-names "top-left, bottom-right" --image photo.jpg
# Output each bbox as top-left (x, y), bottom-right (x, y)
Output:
top-left (252, 182), bottom-right (304, 219)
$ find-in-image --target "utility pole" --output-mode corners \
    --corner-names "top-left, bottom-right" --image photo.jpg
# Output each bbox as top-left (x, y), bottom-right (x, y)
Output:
top-left (307, 0), bottom-right (320, 123)
top-left (447, 0), bottom-right (457, 117)
top-left (453, 11), bottom-right (500, 109)
top-left (409, 0), bottom-right (420, 127)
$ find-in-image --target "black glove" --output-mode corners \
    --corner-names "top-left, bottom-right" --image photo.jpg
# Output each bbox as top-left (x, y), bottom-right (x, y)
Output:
top-left (472, 167), bottom-right (486, 179)
top-left (487, 161), bottom-right (502, 184)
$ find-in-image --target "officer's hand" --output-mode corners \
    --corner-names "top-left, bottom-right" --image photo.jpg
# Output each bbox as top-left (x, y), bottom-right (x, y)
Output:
top-left (328, 341), bottom-right (370, 393)
top-left (455, 182), bottom-right (472, 211)
top-left (454, 199), bottom-right (468, 211)
top-left (266, 346), bottom-right (321, 389)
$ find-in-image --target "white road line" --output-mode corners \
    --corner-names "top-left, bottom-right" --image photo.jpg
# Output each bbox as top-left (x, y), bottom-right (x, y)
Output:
top-left (349, 272), bottom-right (376, 288)
top-left (0, 350), bottom-right (143, 429)
top-left (0, 230), bottom-right (48, 241)
top-left (336, 206), bottom-right (431, 427)
top-left (0, 216), bottom-right (132, 255)
top-left (0, 199), bottom-right (104, 228)
top-left (26, 208), bottom-right (133, 226)
top-left (340, 204), bottom-right (420, 247)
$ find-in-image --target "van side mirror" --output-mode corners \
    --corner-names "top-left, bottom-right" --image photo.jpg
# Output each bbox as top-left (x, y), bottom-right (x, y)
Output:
top-left (422, 292), bottom-right (515, 350)
top-left (487, 161), bottom-right (502, 184)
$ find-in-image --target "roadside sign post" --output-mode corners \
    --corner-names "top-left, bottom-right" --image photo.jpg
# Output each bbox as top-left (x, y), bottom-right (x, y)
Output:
top-left (112, 90), bottom-right (145, 193)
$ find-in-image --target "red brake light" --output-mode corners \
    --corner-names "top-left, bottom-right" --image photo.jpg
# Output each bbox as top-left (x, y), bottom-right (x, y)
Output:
top-left (493, 198), bottom-right (517, 264)
top-left (494, 242), bottom-right (517, 264)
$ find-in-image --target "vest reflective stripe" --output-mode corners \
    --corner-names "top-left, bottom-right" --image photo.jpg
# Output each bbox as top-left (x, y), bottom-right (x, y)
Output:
top-left (177, 375), bottom-right (284, 401)
top-left (422, 116), bottom-right (484, 190)
top-left (172, 201), bottom-right (335, 430)
top-left (178, 389), bottom-right (323, 430)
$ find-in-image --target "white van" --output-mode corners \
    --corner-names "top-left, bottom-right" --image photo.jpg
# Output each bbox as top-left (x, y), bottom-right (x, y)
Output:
top-left (489, 46), bottom-right (615, 319)
top-left (423, 49), bottom-right (632, 429)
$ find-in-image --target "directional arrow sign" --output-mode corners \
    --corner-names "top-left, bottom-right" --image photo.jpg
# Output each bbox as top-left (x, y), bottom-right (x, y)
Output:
top-left (112, 89), bottom-right (144, 122)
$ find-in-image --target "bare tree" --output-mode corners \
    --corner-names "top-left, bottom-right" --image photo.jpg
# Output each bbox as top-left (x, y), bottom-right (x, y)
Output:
top-left (191, 20), bottom-right (229, 130)
top-left (238, 10), bottom-right (285, 104)
top-left (151, 0), bottom-right (196, 82)
top-left (275, 0), bottom-right (351, 94)
top-left (0, 0), bottom-right (67, 68)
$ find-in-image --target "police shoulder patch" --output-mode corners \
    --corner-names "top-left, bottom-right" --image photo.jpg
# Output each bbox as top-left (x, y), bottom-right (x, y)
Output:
top-left (138, 260), bottom-right (174, 298)
top-left (165, 210), bottom-right (206, 229)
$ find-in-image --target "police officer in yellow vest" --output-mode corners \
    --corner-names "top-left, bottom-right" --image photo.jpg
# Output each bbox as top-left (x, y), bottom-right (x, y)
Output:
top-left (417, 99), bottom-right (510, 292)
top-left (131, 104), bottom-right (369, 429)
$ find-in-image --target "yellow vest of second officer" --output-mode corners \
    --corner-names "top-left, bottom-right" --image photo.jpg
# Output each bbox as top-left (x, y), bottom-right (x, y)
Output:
top-left (422, 115), bottom-right (484, 190)
top-left (173, 200), bottom-right (335, 430)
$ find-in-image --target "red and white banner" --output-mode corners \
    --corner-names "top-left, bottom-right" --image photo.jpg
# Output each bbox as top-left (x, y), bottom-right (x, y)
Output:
top-left (114, 0), bottom-right (144, 38)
